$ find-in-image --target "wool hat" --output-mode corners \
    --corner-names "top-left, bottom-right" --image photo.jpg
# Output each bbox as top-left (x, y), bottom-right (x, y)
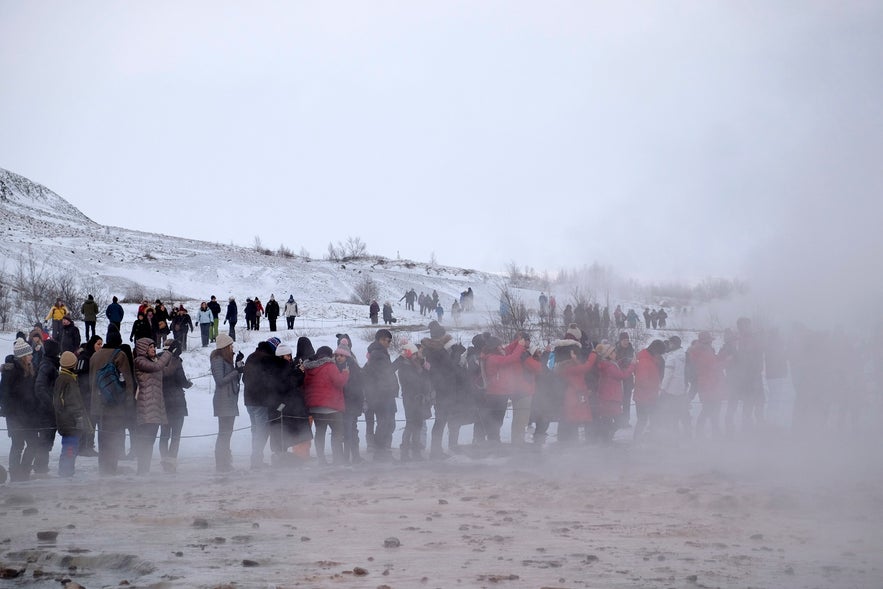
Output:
top-left (216, 334), bottom-right (234, 350)
top-left (565, 324), bottom-right (582, 342)
top-left (401, 343), bottom-right (419, 358)
top-left (13, 338), bottom-right (32, 358)
top-left (275, 344), bottom-right (293, 357)
top-left (60, 351), bottom-right (77, 369)
top-left (594, 343), bottom-right (614, 359)
top-left (265, 336), bottom-right (282, 351)
top-left (334, 346), bottom-right (352, 358)
top-left (428, 320), bottom-right (445, 339)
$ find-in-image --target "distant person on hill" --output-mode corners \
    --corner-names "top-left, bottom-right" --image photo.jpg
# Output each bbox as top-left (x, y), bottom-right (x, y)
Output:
top-left (265, 294), bottom-right (280, 332)
top-left (45, 298), bottom-right (68, 340)
top-left (105, 296), bottom-right (124, 331)
top-left (284, 295), bottom-right (299, 330)
top-left (152, 300), bottom-right (172, 347)
top-left (195, 302), bottom-right (214, 347)
top-left (369, 299), bottom-right (380, 325)
top-left (244, 298), bottom-right (257, 331)
top-left (81, 294), bottom-right (100, 340)
top-left (171, 305), bottom-right (194, 351)
top-left (224, 297), bottom-right (238, 341)
top-left (626, 308), bottom-right (639, 329)
top-left (254, 297), bottom-right (264, 330)
top-left (657, 308), bottom-right (668, 328)
top-left (207, 295), bottom-right (222, 343)
top-left (382, 302), bottom-right (396, 325)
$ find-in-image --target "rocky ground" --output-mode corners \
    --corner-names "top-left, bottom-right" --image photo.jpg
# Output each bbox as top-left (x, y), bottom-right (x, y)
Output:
top-left (1, 432), bottom-right (882, 589)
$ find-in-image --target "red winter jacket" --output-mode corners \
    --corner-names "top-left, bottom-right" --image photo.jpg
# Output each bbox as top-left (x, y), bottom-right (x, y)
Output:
top-left (557, 352), bottom-right (598, 423)
top-left (689, 343), bottom-right (724, 402)
top-left (304, 358), bottom-right (349, 412)
top-left (633, 349), bottom-right (662, 405)
top-left (482, 343), bottom-right (525, 396)
top-left (512, 353), bottom-right (543, 397)
top-left (597, 359), bottom-right (636, 417)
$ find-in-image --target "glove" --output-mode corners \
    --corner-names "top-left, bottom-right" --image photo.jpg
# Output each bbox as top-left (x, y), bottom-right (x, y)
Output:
top-left (235, 351), bottom-right (244, 363)
top-left (167, 340), bottom-right (182, 357)
top-left (184, 380), bottom-right (193, 389)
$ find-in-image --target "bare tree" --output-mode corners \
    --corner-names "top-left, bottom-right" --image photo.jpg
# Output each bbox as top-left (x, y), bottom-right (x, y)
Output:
top-left (325, 242), bottom-right (342, 262)
top-left (351, 274), bottom-right (379, 305)
top-left (341, 236), bottom-right (368, 259)
top-left (13, 250), bottom-right (54, 323)
top-left (52, 272), bottom-right (83, 320)
top-left (0, 267), bottom-right (11, 330)
top-left (487, 288), bottom-right (533, 343)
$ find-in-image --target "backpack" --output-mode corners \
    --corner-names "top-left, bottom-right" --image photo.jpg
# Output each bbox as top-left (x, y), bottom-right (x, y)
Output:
top-left (96, 350), bottom-right (127, 406)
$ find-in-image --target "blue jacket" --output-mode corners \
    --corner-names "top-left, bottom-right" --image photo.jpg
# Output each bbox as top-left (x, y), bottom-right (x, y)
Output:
top-left (106, 302), bottom-right (125, 324)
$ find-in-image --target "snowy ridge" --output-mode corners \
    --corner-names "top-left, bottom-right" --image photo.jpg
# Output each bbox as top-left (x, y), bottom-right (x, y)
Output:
top-left (0, 167), bottom-right (94, 225)
top-left (0, 166), bottom-right (514, 320)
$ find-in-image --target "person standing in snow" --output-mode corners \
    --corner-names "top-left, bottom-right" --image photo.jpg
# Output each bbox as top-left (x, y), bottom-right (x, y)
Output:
top-left (633, 339), bottom-right (666, 441)
top-left (244, 298), bottom-right (257, 331)
top-left (207, 295), bottom-right (222, 343)
top-left (362, 329), bottom-right (398, 461)
top-left (159, 340), bottom-right (191, 473)
top-left (369, 299), bottom-right (380, 325)
top-left (171, 305), bottom-right (194, 351)
top-left (59, 315), bottom-right (82, 354)
top-left (394, 342), bottom-right (431, 461)
top-left (153, 300), bottom-right (172, 348)
top-left (265, 294), bottom-right (280, 332)
top-left (45, 298), bottom-right (69, 341)
top-left (615, 332), bottom-right (636, 429)
top-left (303, 345), bottom-right (350, 465)
top-left (105, 296), bottom-right (125, 332)
top-left (89, 327), bottom-right (136, 475)
top-left (210, 334), bottom-right (243, 472)
top-left (133, 337), bottom-right (173, 475)
top-left (659, 336), bottom-right (690, 436)
top-left (81, 294), bottom-right (100, 340)
top-left (3, 338), bottom-right (39, 481)
top-left (224, 296), bottom-right (238, 341)
top-left (195, 302), bottom-right (214, 347)
top-left (253, 297), bottom-right (264, 330)
top-left (284, 295), bottom-right (299, 330)
top-left (382, 302), bottom-right (396, 325)
top-left (53, 351), bottom-right (89, 477)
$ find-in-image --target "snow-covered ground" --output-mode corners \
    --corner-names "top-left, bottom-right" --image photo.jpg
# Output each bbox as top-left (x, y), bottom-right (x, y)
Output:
top-left (2, 168), bottom-right (883, 588)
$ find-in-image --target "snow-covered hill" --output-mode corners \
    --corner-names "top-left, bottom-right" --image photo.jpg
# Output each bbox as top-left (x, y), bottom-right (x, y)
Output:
top-left (0, 166), bottom-right (521, 329)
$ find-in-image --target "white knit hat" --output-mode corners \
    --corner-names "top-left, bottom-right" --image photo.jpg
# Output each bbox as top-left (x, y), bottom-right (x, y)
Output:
top-left (216, 334), bottom-right (234, 350)
top-left (275, 344), bottom-right (293, 357)
top-left (13, 338), bottom-right (32, 358)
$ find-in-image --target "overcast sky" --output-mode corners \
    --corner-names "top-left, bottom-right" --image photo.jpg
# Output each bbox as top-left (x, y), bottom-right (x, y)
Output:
top-left (2, 2), bottom-right (881, 293)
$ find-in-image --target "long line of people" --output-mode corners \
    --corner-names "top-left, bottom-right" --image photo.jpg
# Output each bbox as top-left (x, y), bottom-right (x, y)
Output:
top-left (3, 298), bottom-right (877, 481)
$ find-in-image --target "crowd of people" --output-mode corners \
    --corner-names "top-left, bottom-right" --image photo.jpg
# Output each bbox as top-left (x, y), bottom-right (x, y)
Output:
top-left (1, 291), bottom-right (880, 482)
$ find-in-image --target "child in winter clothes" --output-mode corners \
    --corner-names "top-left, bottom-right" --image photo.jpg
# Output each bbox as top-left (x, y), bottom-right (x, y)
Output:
top-left (54, 351), bottom-right (91, 477)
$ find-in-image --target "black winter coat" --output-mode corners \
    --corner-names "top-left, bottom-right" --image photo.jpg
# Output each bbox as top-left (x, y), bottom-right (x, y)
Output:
top-left (161, 353), bottom-right (190, 418)
top-left (265, 299), bottom-right (280, 320)
top-left (1, 356), bottom-right (37, 426)
top-left (34, 353), bottom-right (60, 428)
